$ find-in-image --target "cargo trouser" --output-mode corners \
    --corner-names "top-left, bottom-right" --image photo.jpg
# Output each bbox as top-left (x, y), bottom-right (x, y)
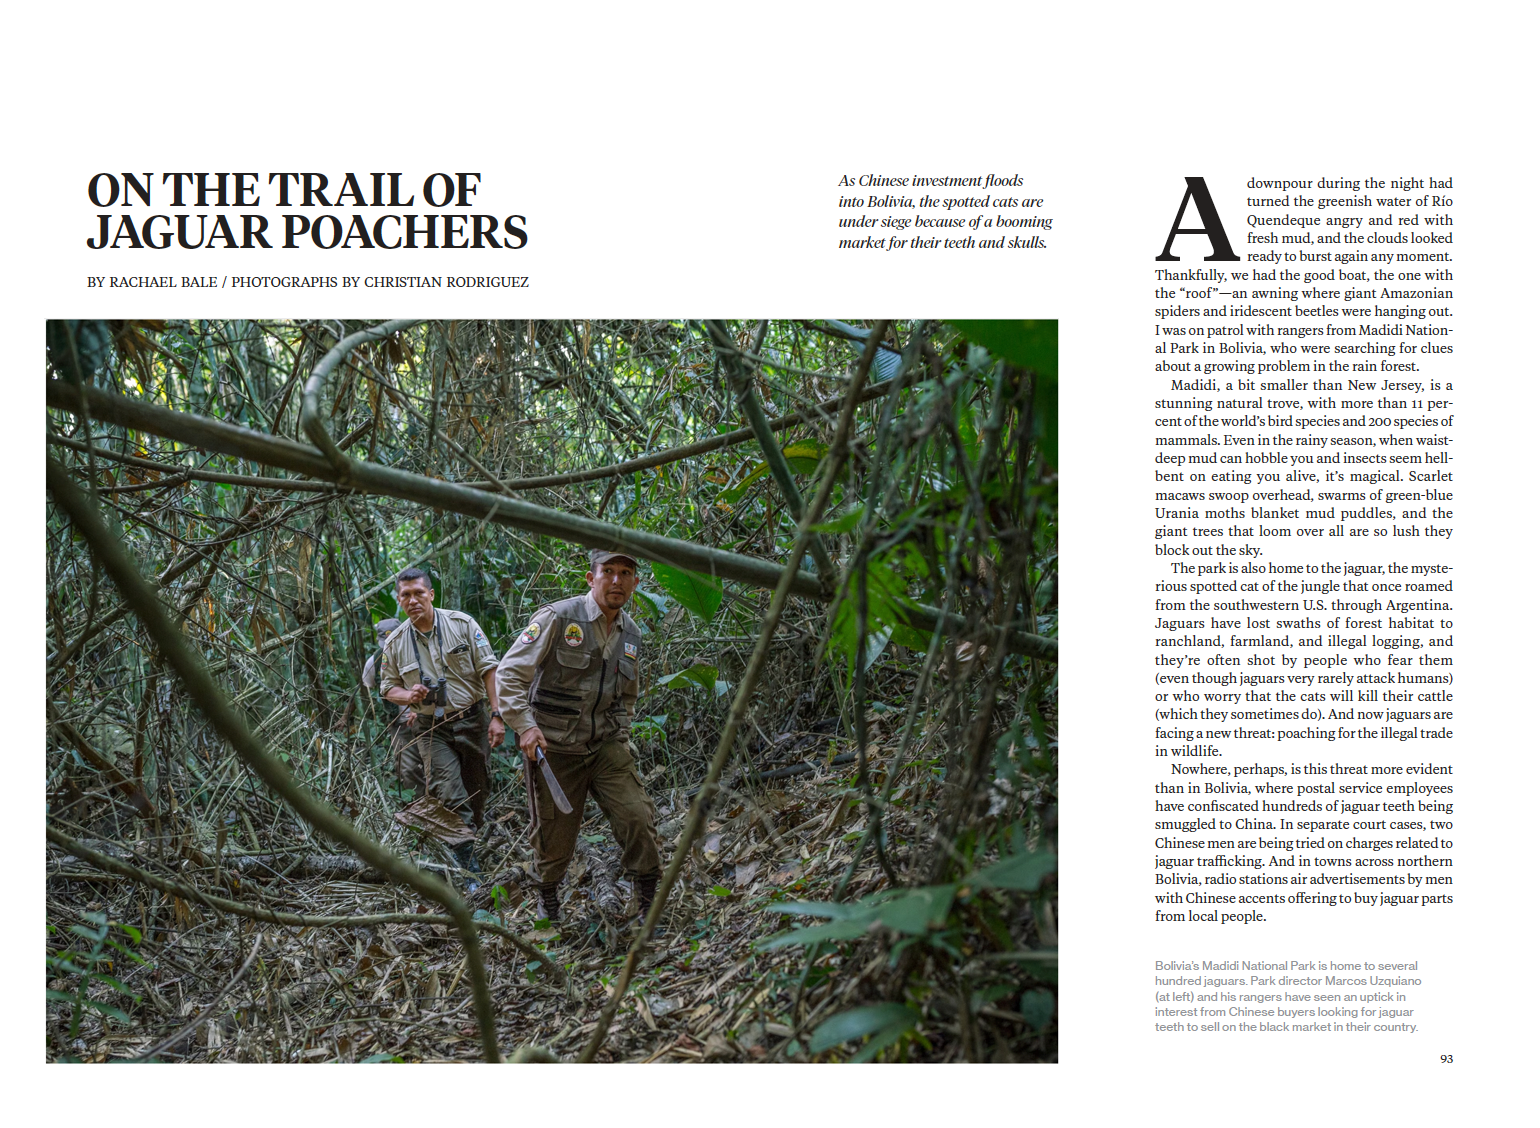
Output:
top-left (527, 737), bottom-right (660, 884)
top-left (395, 704), bottom-right (492, 827)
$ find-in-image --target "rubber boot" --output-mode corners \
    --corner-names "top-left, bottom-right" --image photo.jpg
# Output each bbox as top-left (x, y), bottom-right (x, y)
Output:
top-left (635, 873), bottom-right (662, 935)
top-left (536, 881), bottom-right (561, 924)
top-left (451, 841), bottom-right (481, 893)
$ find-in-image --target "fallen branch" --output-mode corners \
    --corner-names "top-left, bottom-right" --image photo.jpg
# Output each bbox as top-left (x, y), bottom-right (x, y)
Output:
top-left (46, 460), bottom-right (506, 1062)
top-left (46, 827), bottom-right (567, 988)
top-left (132, 931), bottom-right (264, 1061)
top-left (48, 379), bottom-right (1055, 660)
top-left (685, 752), bottom-right (858, 799)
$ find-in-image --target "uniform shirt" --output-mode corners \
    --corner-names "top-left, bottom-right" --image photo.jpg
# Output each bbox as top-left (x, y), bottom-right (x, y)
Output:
top-left (363, 652), bottom-right (414, 726)
top-left (378, 609), bottom-right (499, 719)
top-left (497, 592), bottom-right (641, 750)
top-left (361, 652), bottom-right (380, 691)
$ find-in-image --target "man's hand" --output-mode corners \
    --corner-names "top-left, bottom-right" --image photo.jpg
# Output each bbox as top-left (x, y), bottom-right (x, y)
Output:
top-left (487, 715), bottom-right (506, 748)
top-left (407, 682), bottom-right (429, 705)
top-left (518, 725), bottom-right (546, 762)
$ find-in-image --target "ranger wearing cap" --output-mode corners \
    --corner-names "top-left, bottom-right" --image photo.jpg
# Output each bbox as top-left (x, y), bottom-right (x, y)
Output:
top-left (496, 549), bottom-right (661, 926)
top-left (362, 615), bottom-right (415, 733)
top-left (361, 617), bottom-right (402, 695)
top-left (378, 568), bottom-right (505, 874)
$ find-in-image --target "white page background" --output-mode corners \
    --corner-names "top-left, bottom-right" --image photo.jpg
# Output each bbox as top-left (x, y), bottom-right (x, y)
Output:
top-left (8, 3), bottom-right (1531, 1122)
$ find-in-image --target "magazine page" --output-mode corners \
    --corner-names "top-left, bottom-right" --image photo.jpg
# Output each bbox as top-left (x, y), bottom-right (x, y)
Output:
top-left (11, 3), bottom-right (1531, 1123)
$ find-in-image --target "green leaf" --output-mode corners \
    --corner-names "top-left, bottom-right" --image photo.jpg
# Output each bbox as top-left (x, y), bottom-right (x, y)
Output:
top-left (46, 319), bottom-right (114, 383)
top-left (956, 394), bottom-right (981, 464)
top-left (948, 320), bottom-right (1057, 468)
top-left (849, 1021), bottom-right (913, 1063)
top-left (709, 885), bottom-right (733, 897)
top-left (362, 1052), bottom-right (404, 1063)
top-left (981, 948), bottom-right (1057, 965)
top-left (655, 663), bottom-right (725, 695)
top-left (756, 919), bottom-right (872, 951)
top-left (861, 625), bottom-right (893, 673)
top-left (82, 1000), bottom-right (131, 1023)
top-left (1019, 988), bottom-right (1055, 1031)
top-left (871, 885), bottom-right (957, 935)
top-left (650, 561), bottom-right (723, 621)
top-left (889, 622), bottom-right (933, 651)
top-left (630, 588), bottom-right (669, 618)
top-left (763, 900), bottom-right (866, 921)
top-left (809, 1003), bottom-right (920, 1055)
top-left (811, 508), bottom-right (863, 535)
top-left (947, 319), bottom-right (1057, 381)
top-left (969, 848), bottom-right (1057, 892)
top-left (781, 440), bottom-right (827, 474)
top-left (719, 461), bottom-right (768, 505)
top-left (828, 554), bottom-right (913, 675)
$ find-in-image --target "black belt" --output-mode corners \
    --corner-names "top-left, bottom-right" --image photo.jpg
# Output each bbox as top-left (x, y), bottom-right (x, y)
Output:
top-left (422, 701), bottom-right (482, 725)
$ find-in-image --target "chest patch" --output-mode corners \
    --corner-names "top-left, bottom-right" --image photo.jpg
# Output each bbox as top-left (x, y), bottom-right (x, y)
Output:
top-left (564, 623), bottom-right (585, 647)
top-left (624, 642), bottom-right (638, 659)
top-left (520, 622), bottom-right (541, 644)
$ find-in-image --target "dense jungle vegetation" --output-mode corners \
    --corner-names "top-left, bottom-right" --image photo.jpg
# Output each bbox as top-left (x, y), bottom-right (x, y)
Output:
top-left (45, 317), bottom-right (1057, 1063)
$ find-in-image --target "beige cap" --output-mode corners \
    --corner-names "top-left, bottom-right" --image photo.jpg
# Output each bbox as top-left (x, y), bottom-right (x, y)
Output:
top-left (589, 548), bottom-right (640, 569)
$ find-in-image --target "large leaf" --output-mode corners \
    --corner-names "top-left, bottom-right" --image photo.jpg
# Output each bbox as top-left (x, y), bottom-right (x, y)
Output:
top-left (760, 884), bottom-right (956, 951)
top-left (947, 319), bottom-right (1057, 381)
top-left (969, 848), bottom-right (1057, 892)
top-left (829, 555), bottom-right (914, 675)
top-left (719, 461), bottom-right (768, 505)
top-left (756, 918), bottom-right (873, 951)
top-left (655, 663), bottom-right (729, 697)
top-left (810, 1003), bottom-right (920, 1056)
top-left (630, 587), bottom-right (669, 619)
top-left (762, 900), bottom-right (867, 921)
top-left (650, 561), bottom-right (723, 621)
top-left (46, 319), bottom-right (113, 383)
top-left (1019, 988), bottom-right (1055, 1032)
top-left (948, 319), bottom-right (1058, 468)
top-left (871, 885), bottom-right (956, 934)
top-left (812, 508), bottom-right (863, 535)
top-left (781, 439), bottom-right (827, 474)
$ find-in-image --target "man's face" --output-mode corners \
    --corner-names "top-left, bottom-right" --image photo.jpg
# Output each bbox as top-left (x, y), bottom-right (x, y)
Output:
top-left (396, 579), bottom-right (435, 623)
top-left (587, 559), bottom-right (638, 611)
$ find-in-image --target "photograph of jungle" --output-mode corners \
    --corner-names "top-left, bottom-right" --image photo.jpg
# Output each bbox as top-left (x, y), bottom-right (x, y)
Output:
top-left (45, 317), bottom-right (1058, 1063)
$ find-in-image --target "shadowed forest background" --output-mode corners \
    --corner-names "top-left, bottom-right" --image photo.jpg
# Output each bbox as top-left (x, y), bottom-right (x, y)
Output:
top-left (45, 317), bottom-right (1058, 1063)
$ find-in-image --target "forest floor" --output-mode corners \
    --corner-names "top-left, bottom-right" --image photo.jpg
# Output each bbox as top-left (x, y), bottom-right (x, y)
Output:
top-left (46, 731), bottom-right (1056, 1064)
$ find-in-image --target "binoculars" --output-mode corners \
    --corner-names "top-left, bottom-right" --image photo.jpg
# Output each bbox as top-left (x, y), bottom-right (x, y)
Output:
top-left (421, 677), bottom-right (449, 718)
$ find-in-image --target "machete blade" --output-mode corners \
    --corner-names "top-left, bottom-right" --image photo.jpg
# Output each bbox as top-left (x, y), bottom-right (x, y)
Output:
top-left (537, 748), bottom-right (573, 814)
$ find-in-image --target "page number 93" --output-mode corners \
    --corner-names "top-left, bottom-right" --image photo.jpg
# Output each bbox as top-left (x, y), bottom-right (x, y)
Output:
top-left (1440, 1054), bottom-right (1454, 1063)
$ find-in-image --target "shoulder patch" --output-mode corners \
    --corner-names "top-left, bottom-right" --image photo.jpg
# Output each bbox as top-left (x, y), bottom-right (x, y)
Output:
top-left (520, 622), bottom-right (541, 644)
top-left (564, 623), bottom-right (585, 647)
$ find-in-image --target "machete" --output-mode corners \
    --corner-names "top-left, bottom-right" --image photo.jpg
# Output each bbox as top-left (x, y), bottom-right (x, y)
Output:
top-left (535, 747), bottom-right (573, 814)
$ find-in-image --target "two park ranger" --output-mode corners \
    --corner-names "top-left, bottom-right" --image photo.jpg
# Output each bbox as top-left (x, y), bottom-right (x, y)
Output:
top-left (496, 550), bottom-right (662, 926)
top-left (376, 568), bottom-right (505, 874)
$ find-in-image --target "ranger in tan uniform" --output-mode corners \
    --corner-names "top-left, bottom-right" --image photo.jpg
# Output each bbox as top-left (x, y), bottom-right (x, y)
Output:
top-left (357, 613), bottom-right (412, 736)
top-left (378, 568), bottom-right (505, 873)
top-left (497, 549), bottom-right (660, 925)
